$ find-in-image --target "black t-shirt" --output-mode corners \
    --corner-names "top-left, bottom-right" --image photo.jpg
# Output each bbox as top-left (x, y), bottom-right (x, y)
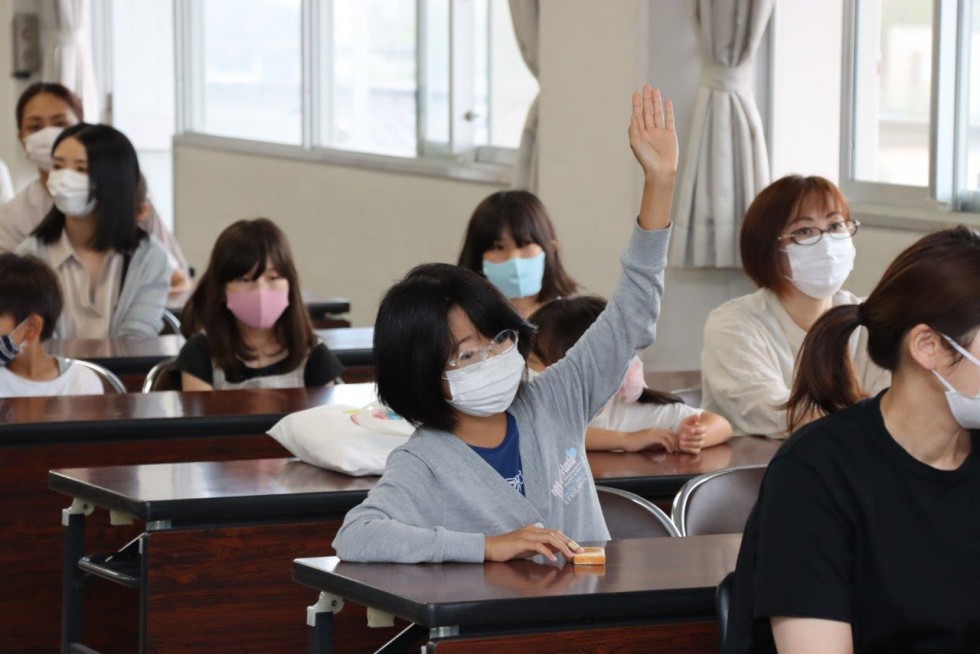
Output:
top-left (726, 392), bottom-right (980, 654)
top-left (177, 333), bottom-right (344, 387)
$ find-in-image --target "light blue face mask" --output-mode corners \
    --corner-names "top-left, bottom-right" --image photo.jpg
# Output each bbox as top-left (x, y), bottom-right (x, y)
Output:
top-left (482, 251), bottom-right (546, 299)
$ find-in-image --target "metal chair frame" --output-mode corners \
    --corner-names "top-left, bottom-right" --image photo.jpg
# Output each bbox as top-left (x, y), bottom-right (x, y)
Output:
top-left (596, 485), bottom-right (680, 538)
top-left (141, 357), bottom-right (180, 393)
top-left (670, 465), bottom-right (768, 537)
top-left (67, 358), bottom-right (126, 394)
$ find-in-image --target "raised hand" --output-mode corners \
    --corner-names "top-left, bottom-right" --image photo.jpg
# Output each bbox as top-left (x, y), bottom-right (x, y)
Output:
top-left (628, 85), bottom-right (678, 181)
top-left (484, 525), bottom-right (584, 563)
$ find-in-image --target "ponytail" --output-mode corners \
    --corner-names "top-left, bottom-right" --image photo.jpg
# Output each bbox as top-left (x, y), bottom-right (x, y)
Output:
top-left (785, 304), bottom-right (868, 432)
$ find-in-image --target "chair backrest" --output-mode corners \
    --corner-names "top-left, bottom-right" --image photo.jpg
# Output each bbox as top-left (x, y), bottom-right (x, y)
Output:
top-left (142, 357), bottom-right (182, 392)
top-left (159, 309), bottom-right (181, 335)
top-left (670, 386), bottom-right (702, 407)
top-left (671, 465), bottom-right (767, 537)
top-left (68, 358), bottom-right (126, 394)
top-left (596, 486), bottom-right (679, 539)
top-left (717, 571), bottom-right (734, 650)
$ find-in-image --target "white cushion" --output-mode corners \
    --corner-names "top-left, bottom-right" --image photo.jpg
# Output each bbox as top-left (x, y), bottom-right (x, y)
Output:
top-left (267, 402), bottom-right (413, 476)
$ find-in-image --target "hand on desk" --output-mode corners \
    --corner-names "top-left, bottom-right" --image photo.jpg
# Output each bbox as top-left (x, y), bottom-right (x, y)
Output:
top-left (484, 525), bottom-right (584, 563)
top-left (675, 414), bottom-right (707, 454)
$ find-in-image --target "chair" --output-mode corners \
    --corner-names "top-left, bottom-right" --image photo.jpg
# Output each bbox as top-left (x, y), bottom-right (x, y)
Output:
top-left (671, 465), bottom-right (767, 537)
top-left (596, 486), bottom-right (679, 539)
top-left (717, 571), bottom-right (734, 650)
top-left (159, 309), bottom-right (181, 335)
top-left (670, 386), bottom-right (702, 407)
top-left (68, 359), bottom-right (126, 394)
top-left (142, 357), bottom-right (182, 392)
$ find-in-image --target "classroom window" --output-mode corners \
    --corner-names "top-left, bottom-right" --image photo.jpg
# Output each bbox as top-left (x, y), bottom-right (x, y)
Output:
top-left (179, 0), bottom-right (537, 167)
top-left (842, 0), bottom-right (980, 217)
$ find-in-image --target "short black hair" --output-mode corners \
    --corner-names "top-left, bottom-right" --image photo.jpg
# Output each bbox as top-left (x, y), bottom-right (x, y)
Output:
top-left (529, 296), bottom-right (681, 406)
top-left (33, 123), bottom-right (146, 254)
top-left (0, 253), bottom-right (63, 341)
top-left (374, 263), bottom-right (536, 433)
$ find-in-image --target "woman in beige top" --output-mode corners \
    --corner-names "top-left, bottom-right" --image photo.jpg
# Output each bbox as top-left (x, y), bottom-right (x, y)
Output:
top-left (16, 124), bottom-right (170, 339)
top-left (0, 82), bottom-right (189, 290)
top-left (701, 176), bottom-right (889, 438)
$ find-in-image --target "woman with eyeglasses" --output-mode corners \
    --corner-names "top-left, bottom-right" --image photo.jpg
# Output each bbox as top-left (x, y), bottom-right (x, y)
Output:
top-left (334, 85), bottom-right (677, 563)
top-left (700, 176), bottom-right (889, 438)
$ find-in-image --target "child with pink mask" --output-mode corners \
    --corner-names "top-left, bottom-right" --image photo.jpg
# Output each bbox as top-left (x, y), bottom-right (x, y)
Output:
top-left (528, 296), bottom-right (732, 454)
top-left (177, 218), bottom-right (343, 390)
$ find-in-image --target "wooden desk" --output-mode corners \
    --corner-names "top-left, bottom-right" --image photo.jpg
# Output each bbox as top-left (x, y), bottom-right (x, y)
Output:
top-left (44, 438), bottom-right (774, 653)
top-left (295, 534), bottom-right (741, 653)
top-left (45, 327), bottom-right (375, 389)
top-left (49, 459), bottom-right (396, 654)
top-left (0, 384), bottom-right (375, 653)
top-left (167, 291), bottom-right (351, 318)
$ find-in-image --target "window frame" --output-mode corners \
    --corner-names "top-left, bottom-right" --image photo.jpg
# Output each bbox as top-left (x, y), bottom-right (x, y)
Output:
top-left (839, 0), bottom-right (980, 229)
top-left (173, 0), bottom-right (521, 184)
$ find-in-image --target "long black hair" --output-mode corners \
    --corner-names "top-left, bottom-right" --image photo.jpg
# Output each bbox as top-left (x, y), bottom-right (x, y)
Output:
top-left (32, 123), bottom-right (145, 253)
top-left (181, 218), bottom-right (317, 377)
top-left (457, 191), bottom-right (578, 302)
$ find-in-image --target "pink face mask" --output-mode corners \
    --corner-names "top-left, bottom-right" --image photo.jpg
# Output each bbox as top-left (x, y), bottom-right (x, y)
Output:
top-left (225, 288), bottom-right (290, 329)
top-left (617, 356), bottom-right (646, 403)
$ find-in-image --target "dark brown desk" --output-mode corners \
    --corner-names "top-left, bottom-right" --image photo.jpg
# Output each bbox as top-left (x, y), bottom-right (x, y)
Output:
top-left (167, 291), bottom-right (350, 318)
top-left (49, 459), bottom-right (395, 653)
top-left (44, 438), bottom-right (775, 653)
top-left (295, 534), bottom-right (742, 653)
top-left (1, 384), bottom-right (375, 653)
top-left (44, 327), bottom-right (375, 389)
top-left (590, 435), bottom-right (782, 504)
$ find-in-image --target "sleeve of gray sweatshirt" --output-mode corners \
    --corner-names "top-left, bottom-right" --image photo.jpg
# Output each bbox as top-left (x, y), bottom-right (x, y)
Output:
top-left (333, 447), bottom-right (487, 563)
top-left (524, 222), bottom-right (670, 425)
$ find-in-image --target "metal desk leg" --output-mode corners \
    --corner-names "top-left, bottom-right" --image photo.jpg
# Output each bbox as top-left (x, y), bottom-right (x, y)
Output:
top-left (61, 499), bottom-right (94, 654)
top-left (306, 592), bottom-right (345, 654)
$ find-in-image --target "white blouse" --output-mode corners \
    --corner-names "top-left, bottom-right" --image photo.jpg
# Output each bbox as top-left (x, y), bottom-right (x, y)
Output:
top-left (701, 288), bottom-right (890, 438)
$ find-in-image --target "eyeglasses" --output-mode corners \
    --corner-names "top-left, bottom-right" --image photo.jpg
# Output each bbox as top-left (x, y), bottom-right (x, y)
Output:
top-left (778, 219), bottom-right (861, 246)
top-left (445, 329), bottom-right (518, 371)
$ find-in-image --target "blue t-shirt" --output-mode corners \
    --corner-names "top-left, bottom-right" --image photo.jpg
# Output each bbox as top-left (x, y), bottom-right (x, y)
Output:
top-left (469, 412), bottom-right (525, 496)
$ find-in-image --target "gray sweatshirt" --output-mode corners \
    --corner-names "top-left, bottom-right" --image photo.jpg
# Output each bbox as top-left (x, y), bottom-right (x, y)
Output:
top-left (333, 223), bottom-right (670, 563)
top-left (17, 233), bottom-right (171, 338)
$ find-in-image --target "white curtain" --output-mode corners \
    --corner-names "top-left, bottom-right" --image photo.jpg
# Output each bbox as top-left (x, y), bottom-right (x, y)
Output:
top-left (46, 0), bottom-right (101, 122)
top-left (508, 0), bottom-right (540, 192)
top-left (670, 0), bottom-right (774, 268)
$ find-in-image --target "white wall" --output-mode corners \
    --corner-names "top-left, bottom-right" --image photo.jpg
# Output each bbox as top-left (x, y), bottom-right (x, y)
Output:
top-left (174, 148), bottom-right (501, 326)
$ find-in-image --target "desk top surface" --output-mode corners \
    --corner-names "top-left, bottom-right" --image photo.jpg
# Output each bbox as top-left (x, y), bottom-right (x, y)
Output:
top-left (50, 457), bottom-right (379, 522)
top-left (589, 435), bottom-right (780, 495)
top-left (46, 436), bottom-right (777, 520)
top-left (167, 291), bottom-right (350, 315)
top-left (293, 534), bottom-right (741, 627)
top-left (0, 383), bottom-right (377, 444)
top-left (44, 327), bottom-right (374, 372)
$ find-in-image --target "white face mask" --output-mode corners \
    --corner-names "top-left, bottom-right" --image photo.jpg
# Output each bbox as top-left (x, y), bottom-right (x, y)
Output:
top-left (932, 335), bottom-right (980, 430)
top-left (783, 237), bottom-right (856, 299)
top-left (445, 346), bottom-right (525, 417)
top-left (23, 126), bottom-right (63, 171)
top-left (47, 169), bottom-right (96, 217)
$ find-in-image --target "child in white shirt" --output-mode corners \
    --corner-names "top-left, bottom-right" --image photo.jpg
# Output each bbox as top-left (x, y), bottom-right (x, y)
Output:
top-left (0, 253), bottom-right (103, 397)
top-left (528, 296), bottom-right (732, 454)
